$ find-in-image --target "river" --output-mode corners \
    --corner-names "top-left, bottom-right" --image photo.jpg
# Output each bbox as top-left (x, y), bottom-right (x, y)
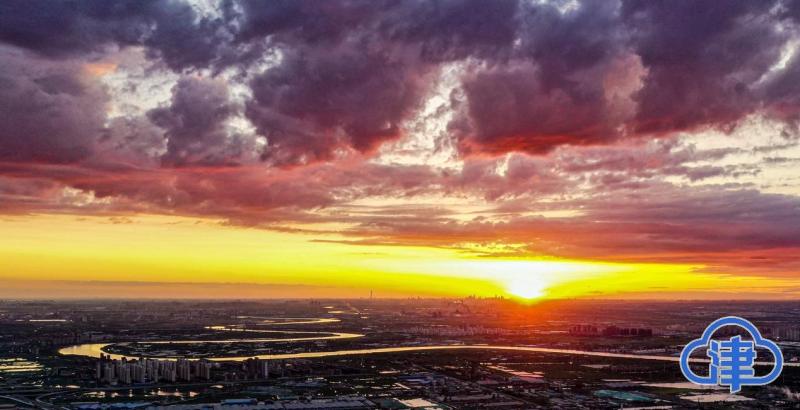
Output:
top-left (59, 317), bottom-right (797, 367)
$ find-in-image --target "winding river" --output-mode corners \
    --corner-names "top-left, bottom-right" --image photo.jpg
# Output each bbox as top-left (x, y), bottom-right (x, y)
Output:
top-left (231, 317), bottom-right (341, 325)
top-left (58, 317), bottom-right (798, 367)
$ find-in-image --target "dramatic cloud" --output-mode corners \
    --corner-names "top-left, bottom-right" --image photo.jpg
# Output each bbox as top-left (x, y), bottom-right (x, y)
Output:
top-left (0, 47), bottom-right (109, 163)
top-left (149, 76), bottom-right (242, 166)
top-left (0, 0), bottom-right (230, 70)
top-left (453, 0), bottom-right (630, 155)
top-left (0, 0), bottom-right (799, 278)
top-left (0, 1), bottom-right (153, 57)
top-left (247, 46), bottom-right (432, 165)
top-left (622, 0), bottom-right (788, 135)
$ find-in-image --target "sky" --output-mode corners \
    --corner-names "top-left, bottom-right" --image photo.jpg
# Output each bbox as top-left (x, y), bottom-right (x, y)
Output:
top-left (0, 0), bottom-right (799, 300)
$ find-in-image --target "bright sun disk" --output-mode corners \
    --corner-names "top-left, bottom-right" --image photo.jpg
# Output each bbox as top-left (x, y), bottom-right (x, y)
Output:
top-left (505, 277), bottom-right (546, 299)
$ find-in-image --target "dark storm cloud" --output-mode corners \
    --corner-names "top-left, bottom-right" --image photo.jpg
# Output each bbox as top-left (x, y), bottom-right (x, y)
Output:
top-left (377, 0), bottom-right (519, 62)
top-left (0, 0), bottom-right (154, 57)
top-left (233, 0), bottom-right (384, 44)
top-left (0, 0), bottom-right (796, 167)
top-left (453, 0), bottom-right (800, 154)
top-left (0, 0), bottom-right (522, 166)
top-left (233, 0), bottom-right (518, 61)
top-left (240, 0), bottom-right (797, 157)
top-left (242, 0), bottom-right (520, 165)
top-left (452, 0), bottom-right (627, 155)
top-left (518, 0), bottom-right (621, 81)
top-left (763, 49), bottom-right (800, 127)
top-left (457, 60), bottom-right (618, 155)
top-left (148, 76), bottom-right (241, 166)
top-left (0, 47), bottom-right (108, 163)
top-left (622, 0), bottom-right (787, 135)
top-left (0, 0), bottom-right (231, 71)
top-left (3, 0), bottom-right (799, 162)
top-left (247, 45), bottom-right (432, 165)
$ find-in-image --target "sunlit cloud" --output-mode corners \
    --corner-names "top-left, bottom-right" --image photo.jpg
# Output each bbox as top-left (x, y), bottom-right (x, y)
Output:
top-left (0, 0), bottom-right (799, 299)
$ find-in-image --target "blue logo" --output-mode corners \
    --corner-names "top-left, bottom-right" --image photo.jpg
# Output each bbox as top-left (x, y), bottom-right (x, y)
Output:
top-left (680, 316), bottom-right (783, 393)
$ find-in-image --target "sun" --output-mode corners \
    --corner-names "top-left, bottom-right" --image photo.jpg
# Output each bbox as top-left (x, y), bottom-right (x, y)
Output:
top-left (505, 277), bottom-right (547, 300)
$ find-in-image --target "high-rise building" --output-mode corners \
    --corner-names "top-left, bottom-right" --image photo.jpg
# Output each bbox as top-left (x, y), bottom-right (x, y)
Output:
top-left (244, 358), bottom-right (270, 379)
top-left (177, 359), bottom-right (192, 381)
top-left (95, 356), bottom-right (201, 384)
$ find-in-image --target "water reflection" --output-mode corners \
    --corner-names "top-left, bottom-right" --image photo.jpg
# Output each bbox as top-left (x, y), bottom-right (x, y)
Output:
top-left (232, 317), bottom-right (340, 325)
top-left (79, 389), bottom-right (199, 399)
top-left (59, 343), bottom-right (799, 367)
top-left (59, 317), bottom-right (363, 360)
top-left (0, 358), bottom-right (44, 373)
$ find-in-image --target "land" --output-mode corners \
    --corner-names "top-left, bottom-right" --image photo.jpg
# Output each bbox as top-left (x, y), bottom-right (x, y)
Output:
top-left (1, 299), bottom-right (799, 409)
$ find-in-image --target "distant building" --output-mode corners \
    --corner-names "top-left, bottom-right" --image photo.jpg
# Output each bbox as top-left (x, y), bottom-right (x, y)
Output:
top-left (569, 324), bottom-right (599, 336)
top-left (243, 357), bottom-right (270, 379)
top-left (569, 324), bottom-right (652, 337)
top-left (95, 355), bottom-right (213, 385)
top-left (764, 326), bottom-right (800, 341)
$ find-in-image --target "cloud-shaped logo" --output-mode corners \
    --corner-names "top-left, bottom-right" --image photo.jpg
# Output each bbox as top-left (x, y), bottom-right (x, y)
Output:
top-left (680, 316), bottom-right (783, 393)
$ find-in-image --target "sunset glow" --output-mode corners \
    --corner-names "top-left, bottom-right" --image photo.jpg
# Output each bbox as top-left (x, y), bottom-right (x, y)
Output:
top-left (1, 212), bottom-right (797, 300)
top-left (0, 0), bottom-right (799, 301)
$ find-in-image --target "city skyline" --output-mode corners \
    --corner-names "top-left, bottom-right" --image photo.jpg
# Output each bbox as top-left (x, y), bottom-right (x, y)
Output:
top-left (1, 0), bottom-right (800, 300)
